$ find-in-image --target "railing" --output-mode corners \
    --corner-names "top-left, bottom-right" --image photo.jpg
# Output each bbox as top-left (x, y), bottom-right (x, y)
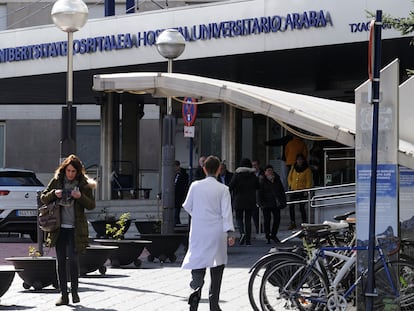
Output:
top-left (286, 183), bottom-right (356, 224)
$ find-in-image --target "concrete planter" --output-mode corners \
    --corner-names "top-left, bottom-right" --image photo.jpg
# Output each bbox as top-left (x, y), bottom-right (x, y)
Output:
top-left (94, 239), bottom-right (151, 268)
top-left (139, 234), bottom-right (186, 263)
top-left (134, 221), bottom-right (161, 234)
top-left (79, 244), bottom-right (118, 276)
top-left (5, 257), bottom-right (58, 290)
top-left (0, 267), bottom-right (21, 299)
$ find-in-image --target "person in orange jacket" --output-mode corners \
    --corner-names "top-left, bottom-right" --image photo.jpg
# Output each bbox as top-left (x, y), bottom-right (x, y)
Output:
top-left (285, 135), bottom-right (308, 171)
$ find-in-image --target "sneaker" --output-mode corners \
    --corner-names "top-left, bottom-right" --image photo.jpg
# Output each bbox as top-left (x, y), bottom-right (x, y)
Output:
top-left (239, 234), bottom-right (246, 245)
top-left (55, 295), bottom-right (69, 306)
top-left (288, 223), bottom-right (297, 230)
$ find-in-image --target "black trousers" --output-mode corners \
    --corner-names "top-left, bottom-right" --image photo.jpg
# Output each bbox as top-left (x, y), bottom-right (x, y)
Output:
top-left (262, 207), bottom-right (280, 238)
top-left (289, 193), bottom-right (307, 224)
top-left (174, 206), bottom-right (181, 225)
top-left (55, 228), bottom-right (79, 295)
top-left (235, 209), bottom-right (253, 242)
top-left (190, 265), bottom-right (225, 311)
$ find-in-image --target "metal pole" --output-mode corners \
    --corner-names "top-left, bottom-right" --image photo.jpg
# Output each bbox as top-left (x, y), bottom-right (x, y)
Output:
top-left (189, 137), bottom-right (193, 182)
top-left (161, 57), bottom-right (175, 234)
top-left (60, 32), bottom-right (76, 161)
top-left (67, 32), bottom-right (73, 105)
top-left (365, 10), bottom-right (382, 311)
top-left (167, 59), bottom-right (173, 115)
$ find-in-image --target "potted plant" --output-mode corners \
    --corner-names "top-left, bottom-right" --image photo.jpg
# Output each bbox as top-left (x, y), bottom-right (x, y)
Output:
top-left (134, 214), bottom-right (162, 234)
top-left (94, 213), bottom-right (152, 268)
top-left (5, 246), bottom-right (58, 290)
top-left (90, 208), bottom-right (132, 238)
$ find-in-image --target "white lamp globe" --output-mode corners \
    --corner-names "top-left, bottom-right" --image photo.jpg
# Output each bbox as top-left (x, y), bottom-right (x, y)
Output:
top-left (51, 0), bottom-right (88, 33)
top-left (156, 29), bottom-right (186, 59)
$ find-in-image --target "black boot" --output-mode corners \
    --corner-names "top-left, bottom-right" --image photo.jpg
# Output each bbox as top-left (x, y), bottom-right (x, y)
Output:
top-left (188, 288), bottom-right (201, 311)
top-left (72, 291), bottom-right (80, 303)
top-left (56, 294), bottom-right (69, 306)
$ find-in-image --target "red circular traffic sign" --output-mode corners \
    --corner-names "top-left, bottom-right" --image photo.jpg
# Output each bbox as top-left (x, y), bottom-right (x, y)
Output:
top-left (182, 97), bottom-right (197, 126)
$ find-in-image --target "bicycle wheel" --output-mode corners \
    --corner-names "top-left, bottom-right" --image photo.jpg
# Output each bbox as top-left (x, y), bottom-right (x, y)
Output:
top-left (248, 252), bottom-right (305, 311)
top-left (371, 260), bottom-right (414, 310)
top-left (259, 260), bottom-right (329, 311)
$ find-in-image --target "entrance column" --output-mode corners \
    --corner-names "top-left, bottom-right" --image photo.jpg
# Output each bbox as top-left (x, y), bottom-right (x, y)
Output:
top-left (100, 93), bottom-right (114, 200)
top-left (221, 105), bottom-right (237, 170)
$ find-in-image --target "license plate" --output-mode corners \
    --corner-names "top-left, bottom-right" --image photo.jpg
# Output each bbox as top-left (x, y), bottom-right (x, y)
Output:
top-left (17, 210), bottom-right (37, 217)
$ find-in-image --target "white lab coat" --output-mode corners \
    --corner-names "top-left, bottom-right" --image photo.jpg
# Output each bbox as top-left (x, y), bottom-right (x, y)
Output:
top-left (181, 176), bottom-right (235, 270)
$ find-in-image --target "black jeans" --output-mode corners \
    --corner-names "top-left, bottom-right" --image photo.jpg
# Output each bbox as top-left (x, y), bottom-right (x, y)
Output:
top-left (262, 207), bottom-right (280, 238)
top-left (289, 193), bottom-right (307, 224)
top-left (191, 265), bottom-right (225, 311)
top-left (235, 209), bottom-right (253, 242)
top-left (55, 228), bottom-right (79, 295)
top-left (174, 206), bottom-right (181, 225)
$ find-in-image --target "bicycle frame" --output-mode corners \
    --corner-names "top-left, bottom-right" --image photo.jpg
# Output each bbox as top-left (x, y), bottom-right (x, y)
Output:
top-left (288, 243), bottom-right (400, 307)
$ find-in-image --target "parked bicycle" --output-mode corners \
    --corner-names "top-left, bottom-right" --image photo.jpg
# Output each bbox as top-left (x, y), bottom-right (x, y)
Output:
top-left (248, 211), bottom-right (356, 311)
top-left (258, 234), bottom-right (414, 311)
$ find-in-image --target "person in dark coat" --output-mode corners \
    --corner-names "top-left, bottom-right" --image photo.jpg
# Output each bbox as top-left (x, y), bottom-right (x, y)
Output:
top-left (194, 156), bottom-right (206, 180)
top-left (217, 161), bottom-right (233, 186)
top-left (40, 154), bottom-right (96, 306)
top-left (257, 164), bottom-right (287, 244)
top-left (251, 159), bottom-right (264, 233)
top-left (174, 160), bottom-right (189, 225)
top-left (229, 158), bottom-right (260, 245)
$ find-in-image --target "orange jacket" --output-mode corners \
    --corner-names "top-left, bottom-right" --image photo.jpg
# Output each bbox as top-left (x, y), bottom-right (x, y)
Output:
top-left (285, 137), bottom-right (308, 166)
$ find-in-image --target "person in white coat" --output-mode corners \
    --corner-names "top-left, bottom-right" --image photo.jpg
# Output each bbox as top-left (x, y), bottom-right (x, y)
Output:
top-left (181, 155), bottom-right (235, 311)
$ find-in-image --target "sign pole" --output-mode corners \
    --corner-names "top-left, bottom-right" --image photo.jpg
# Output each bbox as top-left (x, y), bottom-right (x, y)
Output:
top-left (365, 10), bottom-right (382, 311)
top-left (182, 97), bottom-right (198, 182)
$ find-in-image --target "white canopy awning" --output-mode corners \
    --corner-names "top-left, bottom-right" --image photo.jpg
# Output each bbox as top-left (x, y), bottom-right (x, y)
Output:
top-left (92, 72), bottom-right (414, 169)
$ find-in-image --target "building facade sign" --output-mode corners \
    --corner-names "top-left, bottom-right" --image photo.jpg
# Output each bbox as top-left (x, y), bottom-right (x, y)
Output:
top-left (0, 0), bottom-right (411, 78)
top-left (0, 10), bottom-right (333, 64)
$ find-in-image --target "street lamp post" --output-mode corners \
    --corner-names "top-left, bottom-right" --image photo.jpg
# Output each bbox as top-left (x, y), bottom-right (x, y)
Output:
top-left (51, 0), bottom-right (88, 162)
top-left (156, 29), bottom-right (186, 234)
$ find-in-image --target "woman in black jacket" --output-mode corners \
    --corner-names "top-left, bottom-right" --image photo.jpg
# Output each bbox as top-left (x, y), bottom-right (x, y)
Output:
top-left (229, 158), bottom-right (260, 245)
top-left (257, 164), bottom-right (287, 244)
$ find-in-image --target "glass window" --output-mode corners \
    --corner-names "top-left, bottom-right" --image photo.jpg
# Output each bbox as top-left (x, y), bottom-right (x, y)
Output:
top-left (77, 123), bottom-right (100, 169)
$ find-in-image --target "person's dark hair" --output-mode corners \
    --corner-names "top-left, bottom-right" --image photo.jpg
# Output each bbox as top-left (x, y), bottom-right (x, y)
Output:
top-left (296, 153), bottom-right (306, 161)
top-left (204, 156), bottom-right (220, 175)
top-left (264, 164), bottom-right (273, 170)
top-left (239, 158), bottom-right (252, 168)
top-left (174, 160), bottom-right (180, 166)
top-left (54, 154), bottom-right (85, 180)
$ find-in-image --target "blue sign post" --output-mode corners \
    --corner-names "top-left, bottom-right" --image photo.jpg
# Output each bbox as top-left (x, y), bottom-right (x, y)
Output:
top-left (182, 97), bottom-right (197, 182)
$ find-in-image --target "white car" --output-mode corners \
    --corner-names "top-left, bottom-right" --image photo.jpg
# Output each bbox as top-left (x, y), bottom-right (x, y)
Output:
top-left (0, 168), bottom-right (44, 241)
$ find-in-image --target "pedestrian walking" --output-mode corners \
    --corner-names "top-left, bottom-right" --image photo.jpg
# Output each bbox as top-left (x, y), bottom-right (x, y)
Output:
top-left (229, 158), bottom-right (260, 246)
top-left (257, 165), bottom-right (287, 244)
top-left (174, 160), bottom-right (189, 225)
top-left (40, 154), bottom-right (96, 306)
top-left (181, 155), bottom-right (235, 311)
top-left (287, 153), bottom-right (312, 229)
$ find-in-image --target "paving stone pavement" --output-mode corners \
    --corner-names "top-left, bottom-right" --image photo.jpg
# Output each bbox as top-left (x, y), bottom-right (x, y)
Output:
top-left (0, 231), bottom-right (298, 311)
